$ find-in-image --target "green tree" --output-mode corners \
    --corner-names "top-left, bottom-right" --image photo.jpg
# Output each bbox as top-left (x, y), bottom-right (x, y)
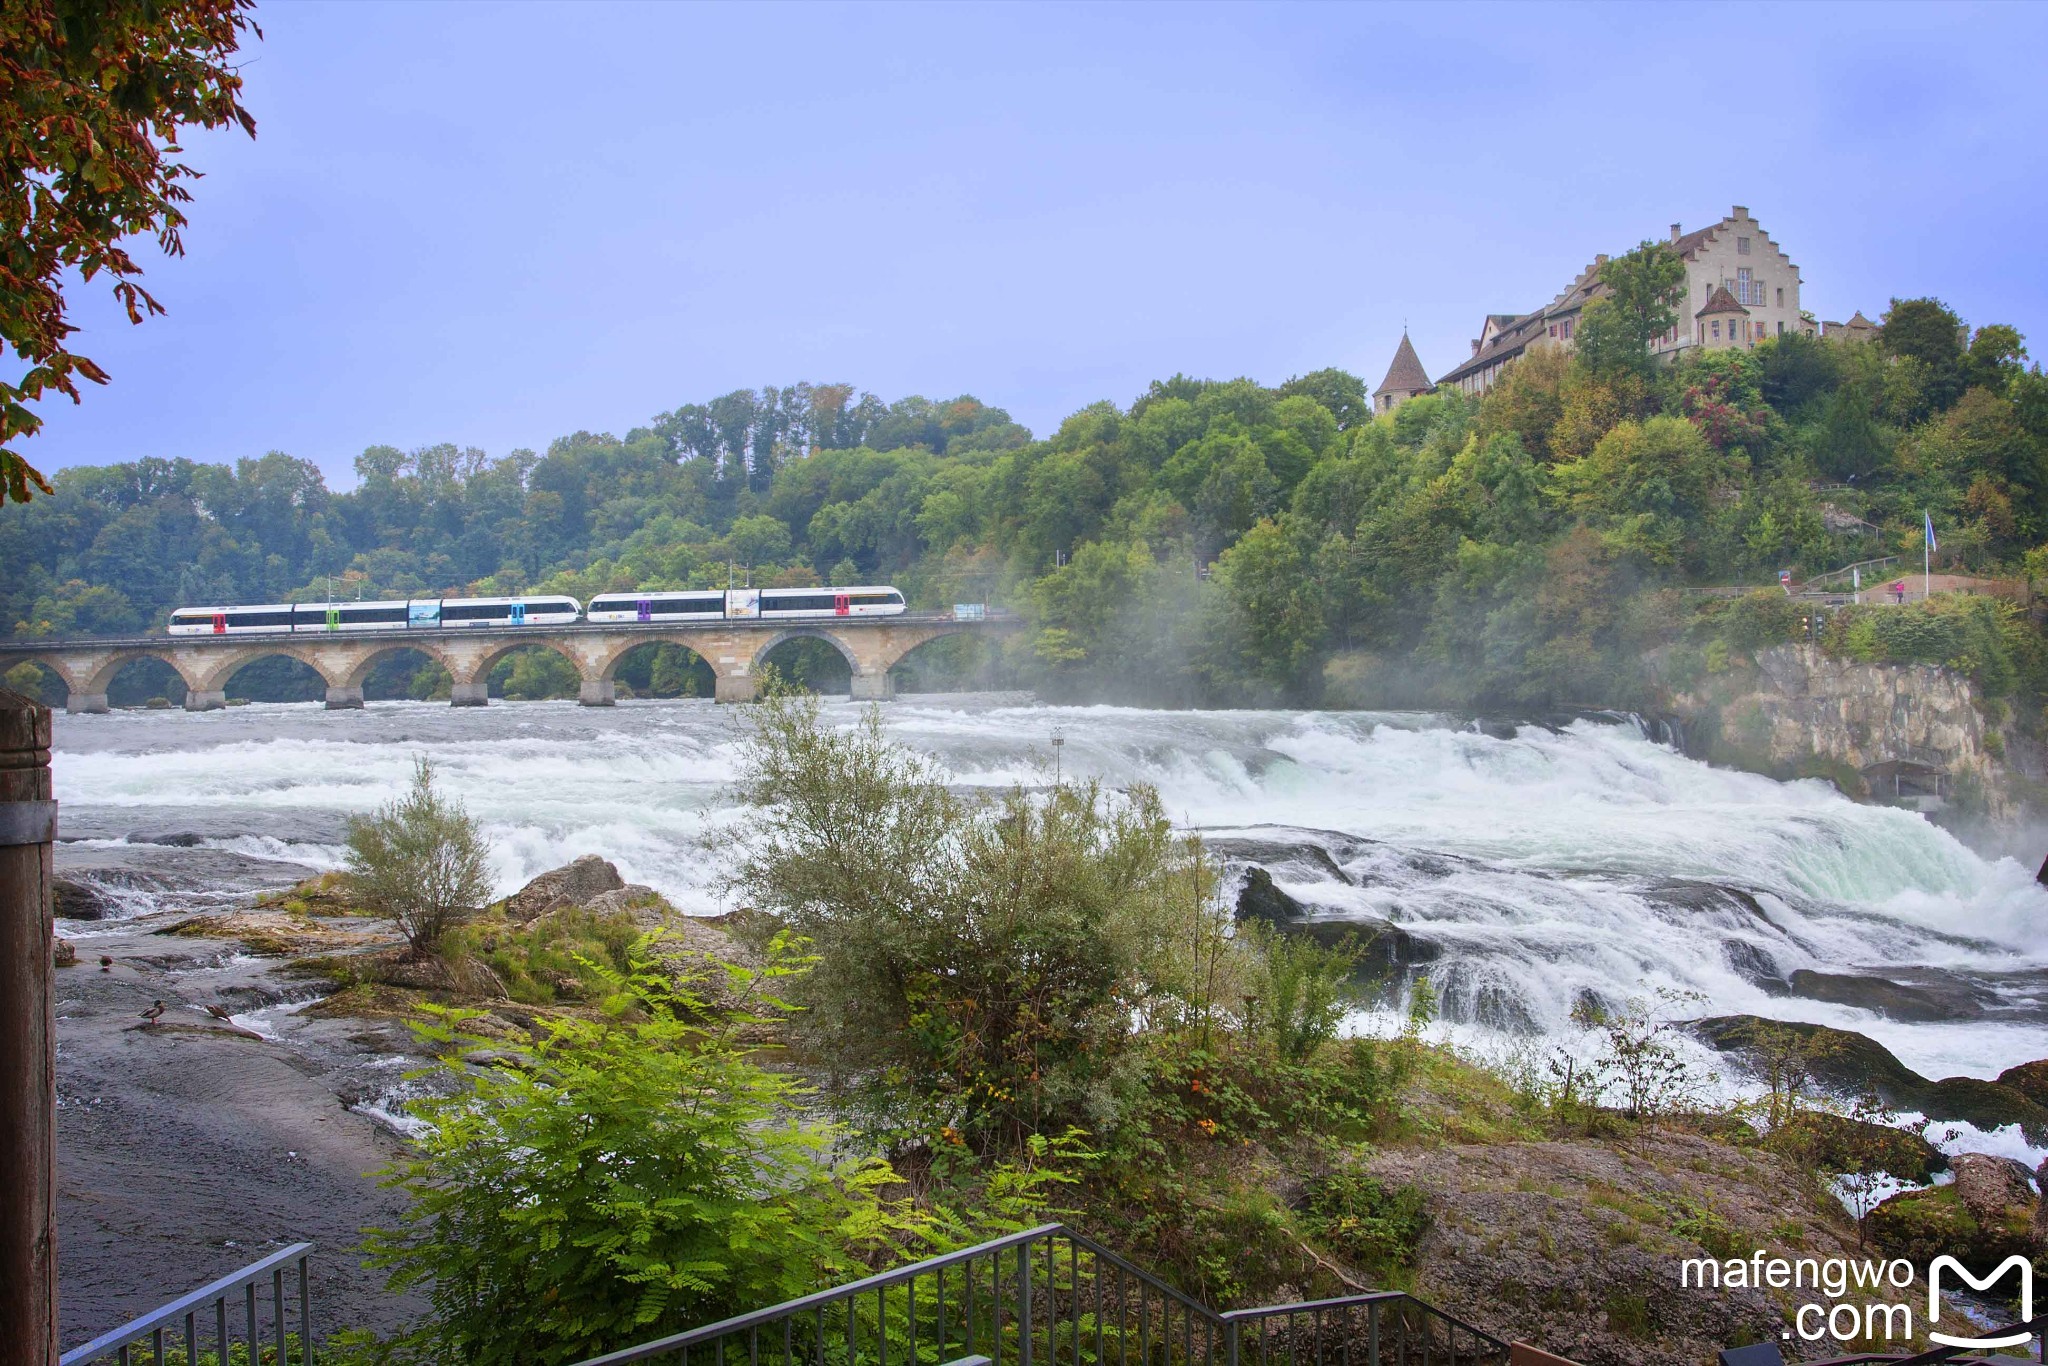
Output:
top-left (0, 0), bottom-right (258, 501)
top-left (343, 757), bottom-right (493, 952)
top-left (1574, 241), bottom-right (1686, 379)
top-left (1882, 297), bottom-right (1966, 413)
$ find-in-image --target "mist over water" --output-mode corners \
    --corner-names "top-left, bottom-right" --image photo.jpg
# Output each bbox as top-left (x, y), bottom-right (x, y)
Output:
top-left (49, 698), bottom-right (2048, 1087)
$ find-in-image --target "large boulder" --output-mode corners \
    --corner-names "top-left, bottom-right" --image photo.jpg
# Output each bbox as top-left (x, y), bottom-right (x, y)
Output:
top-left (578, 885), bottom-right (670, 925)
top-left (1949, 1152), bottom-right (2037, 1229)
top-left (502, 855), bottom-right (624, 922)
top-left (1784, 1112), bottom-right (1948, 1184)
top-left (1866, 1163), bottom-right (2037, 1273)
top-left (1782, 968), bottom-right (1985, 1022)
top-left (52, 876), bottom-right (112, 920)
top-left (1996, 1058), bottom-right (2048, 1109)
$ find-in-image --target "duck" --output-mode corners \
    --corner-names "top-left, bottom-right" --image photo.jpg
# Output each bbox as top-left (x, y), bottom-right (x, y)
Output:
top-left (138, 1000), bottom-right (166, 1024)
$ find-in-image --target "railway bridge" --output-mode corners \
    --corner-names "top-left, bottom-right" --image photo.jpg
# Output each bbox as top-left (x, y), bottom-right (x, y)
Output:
top-left (0, 613), bottom-right (1018, 712)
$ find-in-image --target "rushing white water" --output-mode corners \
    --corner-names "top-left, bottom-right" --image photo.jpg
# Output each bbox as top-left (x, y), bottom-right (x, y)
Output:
top-left (48, 697), bottom-right (2048, 1091)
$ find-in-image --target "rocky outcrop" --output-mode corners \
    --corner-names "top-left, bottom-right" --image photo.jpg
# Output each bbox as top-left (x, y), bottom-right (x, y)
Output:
top-left (1229, 865), bottom-right (1439, 991)
top-left (1692, 1015), bottom-right (2048, 1143)
top-left (1866, 1153), bottom-right (2039, 1272)
top-left (502, 855), bottom-right (625, 922)
top-left (1657, 643), bottom-right (2031, 822)
top-left (1367, 1130), bottom-right (1859, 1366)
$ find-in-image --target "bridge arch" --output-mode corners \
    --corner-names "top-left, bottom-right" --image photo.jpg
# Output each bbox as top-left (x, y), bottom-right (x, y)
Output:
top-left (339, 641), bottom-right (459, 692)
top-left (463, 637), bottom-right (591, 701)
top-left (84, 650), bottom-right (203, 700)
top-left (595, 637), bottom-right (718, 699)
top-left (751, 628), bottom-right (861, 697)
top-left (0, 656), bottom-right (71, 707)
top-left (193, 644), bottom-right (344, 695)
top-left (884, 627), bottom-right (1000, 693)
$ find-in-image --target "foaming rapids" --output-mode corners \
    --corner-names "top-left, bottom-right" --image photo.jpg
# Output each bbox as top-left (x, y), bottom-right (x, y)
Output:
top-left (48, 698), bottom-right (2048, 1084)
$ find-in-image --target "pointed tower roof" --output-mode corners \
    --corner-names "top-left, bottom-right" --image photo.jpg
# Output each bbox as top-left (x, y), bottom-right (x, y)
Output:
top-left (1696, 285), bottom-right (1749, 318)
top-left (1374, 332), bottom-right (1432, 397)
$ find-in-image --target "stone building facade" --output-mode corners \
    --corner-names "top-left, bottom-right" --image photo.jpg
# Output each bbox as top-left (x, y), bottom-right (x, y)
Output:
top-left (1425, 205), bottom-right (1809, 398)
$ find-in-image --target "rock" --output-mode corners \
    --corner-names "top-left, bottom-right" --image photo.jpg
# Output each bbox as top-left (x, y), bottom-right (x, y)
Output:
top-left (579, 885), bottom-right (671, 924)
top-left (1949, 1152), bottom-right (2037, 1229)
top-left (463, 1048), bottom-right (533, 1071)
top-left (1866, 1181), bottom-right (2034, 1272)
top-left (127, 829), bottom-right (204, 847)
top-left (1234, 866), bottom-right (1306, 925)
top-left (1920, 1076), bottom-right (2048, 1147)
top-left (1995, 1058), bottom-right (2048, 1108)
top-left (1693, 1016), bottom-right (2048, 1143)
top-left (502, 855), bottom-right (624, 922)
top-left (52, 876), bottom-right (111, 920)
top-left (53, 938), bottom-right (76, 968)
top-left (1785, 1112), bottom-right (1948, 1184)
top-left (1783, 968), bottom-right (1985, 1022)
top-left (1689, 1015), bottom-right (1926, 1104)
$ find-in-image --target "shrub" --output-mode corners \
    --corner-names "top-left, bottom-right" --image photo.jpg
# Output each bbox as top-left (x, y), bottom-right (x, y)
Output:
top-left (1298, 1165), bottom-right (1429, 1282)
top-left (343, 757), bottom-right (493, 952)
top-left (362, 946), bottom-right (919, 1365)
top-left (731, 691), bottom-right (1245, 1154)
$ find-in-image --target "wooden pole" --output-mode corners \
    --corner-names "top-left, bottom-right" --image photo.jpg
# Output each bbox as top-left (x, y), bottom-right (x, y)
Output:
top-left (0, 686), bottom-right (58, 1365)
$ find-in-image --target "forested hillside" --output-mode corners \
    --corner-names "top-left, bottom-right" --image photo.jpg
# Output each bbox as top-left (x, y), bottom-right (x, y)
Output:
top-left (6, 260), bottom-right (2047, 711)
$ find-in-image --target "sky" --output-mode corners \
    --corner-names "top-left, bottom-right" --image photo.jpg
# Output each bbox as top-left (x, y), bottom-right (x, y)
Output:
top-left (24, 0), bottom-right (2048, 486)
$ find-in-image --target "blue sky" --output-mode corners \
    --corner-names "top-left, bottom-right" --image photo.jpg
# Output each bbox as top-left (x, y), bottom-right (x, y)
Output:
top-left (27, 0), bottom-right (2048, 485)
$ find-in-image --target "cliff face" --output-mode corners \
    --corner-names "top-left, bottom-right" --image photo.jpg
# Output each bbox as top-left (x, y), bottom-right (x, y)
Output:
top-left (1657, 644), bottom-right (2035, 823)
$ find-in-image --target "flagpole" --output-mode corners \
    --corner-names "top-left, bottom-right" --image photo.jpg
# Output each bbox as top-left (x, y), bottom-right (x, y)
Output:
top-left (1923, 510), bottom-right (1931, 602)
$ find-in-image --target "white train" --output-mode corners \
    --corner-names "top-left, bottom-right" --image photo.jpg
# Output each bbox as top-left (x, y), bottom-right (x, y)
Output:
top-left (167, 596), bottom-right (584, 635)
top-left (166, 586), bottom-right (907, 635)
top-left (585, 587), bottom-right (907, 623)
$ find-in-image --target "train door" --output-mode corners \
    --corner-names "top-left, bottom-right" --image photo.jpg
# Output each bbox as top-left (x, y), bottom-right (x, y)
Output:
top-left (636, 599), bottom-right (651, 623)
top-left (834, 592), bottom-right (851, 616)
top-left (325, 606), bottom-right (340, 631)
top-left (510, 601), bottom-right (527, 626)
top-left (212, 611), bottom-right (227, 634)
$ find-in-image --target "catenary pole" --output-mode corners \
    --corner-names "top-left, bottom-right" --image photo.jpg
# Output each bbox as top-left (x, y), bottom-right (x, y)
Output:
top-left (0, 686), bottom-right (58, 1365)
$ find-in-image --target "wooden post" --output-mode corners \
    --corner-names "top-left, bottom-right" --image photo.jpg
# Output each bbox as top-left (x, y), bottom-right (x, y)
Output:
top-left (0, 686), bottom-right (58, 1365)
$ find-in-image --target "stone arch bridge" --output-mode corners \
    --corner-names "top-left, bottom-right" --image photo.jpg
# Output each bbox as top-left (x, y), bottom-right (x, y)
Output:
top-left (0, 614), bottom-right (1017, 712)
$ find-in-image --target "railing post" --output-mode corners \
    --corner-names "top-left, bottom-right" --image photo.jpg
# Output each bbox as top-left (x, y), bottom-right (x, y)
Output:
top-left (0, 687), bottom-right (58, 1366)
top-left (1017, 1242), bottom-right (1032, 1366)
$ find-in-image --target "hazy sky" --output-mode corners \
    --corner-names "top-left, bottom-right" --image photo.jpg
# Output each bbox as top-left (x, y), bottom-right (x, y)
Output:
top-left (26, 0), bottom-right (2048, 484)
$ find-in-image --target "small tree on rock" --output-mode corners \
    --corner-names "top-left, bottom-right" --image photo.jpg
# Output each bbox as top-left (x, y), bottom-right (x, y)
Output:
top-left (345, 756), bottom-right (493, 952)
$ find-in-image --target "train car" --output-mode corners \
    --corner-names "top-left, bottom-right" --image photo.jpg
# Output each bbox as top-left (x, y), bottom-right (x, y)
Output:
top-left (166, 595), bottom-right (583, 635)
top-left (756, 586), bottom-right (906, 619)
top-left (429, 595), bottom-right (582, 629)
top-left (168, 603), bottom-right (303, 635)
top-left (586, 590), bottom-right (726, 624)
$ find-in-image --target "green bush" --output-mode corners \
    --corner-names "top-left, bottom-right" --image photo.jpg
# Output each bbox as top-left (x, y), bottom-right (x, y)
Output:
top-left (361, 946), bottom-right (922, 1365)
top-left (343, 757), bottom-right (493, 952)
top-left (1298, 1165), bottom-right (1429, 1282)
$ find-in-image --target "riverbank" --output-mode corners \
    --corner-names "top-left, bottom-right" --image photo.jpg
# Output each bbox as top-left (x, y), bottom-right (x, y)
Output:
top-left (53, 880), bottom-right (427, 1344)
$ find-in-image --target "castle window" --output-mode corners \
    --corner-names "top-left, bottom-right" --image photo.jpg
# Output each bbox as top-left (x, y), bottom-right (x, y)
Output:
top-left (1737, 236), bottom-right (1751, 255)
top-left (1712, 320), bottom-right (1721, 339)
top-left (1777, 287), bottom-right (1784, 307)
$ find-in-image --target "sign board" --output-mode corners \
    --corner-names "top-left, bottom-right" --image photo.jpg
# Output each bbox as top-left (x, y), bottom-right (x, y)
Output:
top-left (953, 603), bottom-right (986, 621)
top-left (408, 601), bottom-right (441, 626)
top-left (725, 588), bottom-right (761, 619)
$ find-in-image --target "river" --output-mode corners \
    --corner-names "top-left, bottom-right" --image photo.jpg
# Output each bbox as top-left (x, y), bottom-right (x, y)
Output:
top-left (51, 695), bottom-right (2048, 1086)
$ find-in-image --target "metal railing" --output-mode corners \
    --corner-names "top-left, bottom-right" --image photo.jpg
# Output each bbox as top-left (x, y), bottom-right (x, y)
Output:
top-left (571, 1224), bottom-right (1507, 1366)
top-left (60, 1242), bottom-right (314, 1366)
top-left (1801, 555), bottom-right (1900, 594)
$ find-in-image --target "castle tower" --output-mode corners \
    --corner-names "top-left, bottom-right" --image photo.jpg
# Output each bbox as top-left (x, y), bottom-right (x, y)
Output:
top-left (1373, 332), bottom-right (1434, 414)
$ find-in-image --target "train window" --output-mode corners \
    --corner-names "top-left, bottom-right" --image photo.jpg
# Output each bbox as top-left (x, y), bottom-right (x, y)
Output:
top-left (442, 602), bottom-right (512, 621)
top-left (590, 599), bottom-right (631, 613)
top-left (850, 593), bottom-right (897, 607)
top-left (655, 598), bottom-right (723, 614)
top-left (339, 606), bottom-right (409, 624)
top-left (769, 594), bottom-right (838, 612)
top-left (228, 610), bottom-right (295, 627)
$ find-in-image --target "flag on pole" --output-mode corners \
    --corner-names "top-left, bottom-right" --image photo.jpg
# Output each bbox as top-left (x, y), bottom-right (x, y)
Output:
top-left (1925, 512), bottom-right (1938, 552)
top-left (1852, 566), bottom-right (1860, 590)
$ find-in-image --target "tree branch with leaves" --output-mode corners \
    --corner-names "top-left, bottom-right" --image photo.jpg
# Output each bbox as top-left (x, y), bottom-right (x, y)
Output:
top-left (0, 0), bottom-right (257, 502)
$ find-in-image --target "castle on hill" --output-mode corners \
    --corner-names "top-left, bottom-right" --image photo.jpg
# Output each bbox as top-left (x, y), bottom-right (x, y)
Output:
top-left (1373, 206), bottom-right (1880, 413)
